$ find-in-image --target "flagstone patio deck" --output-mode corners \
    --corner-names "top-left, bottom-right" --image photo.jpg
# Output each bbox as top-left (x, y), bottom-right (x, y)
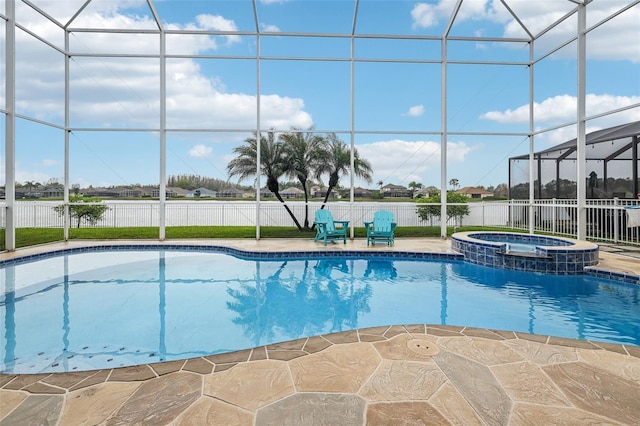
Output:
top-left (1, 238), bottom-right (639, 425)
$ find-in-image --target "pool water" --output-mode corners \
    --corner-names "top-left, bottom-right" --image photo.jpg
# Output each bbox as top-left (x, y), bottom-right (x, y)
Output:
top-left (505, 242), bottom-right (538, 253)
top-left (1, 249), bottom-right (639, 374)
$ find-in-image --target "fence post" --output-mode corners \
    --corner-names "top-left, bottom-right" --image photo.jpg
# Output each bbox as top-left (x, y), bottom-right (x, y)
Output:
top-left (614, 197), bottom-right (619, 243)
top-left (552, 198), bottom-right (557, 234)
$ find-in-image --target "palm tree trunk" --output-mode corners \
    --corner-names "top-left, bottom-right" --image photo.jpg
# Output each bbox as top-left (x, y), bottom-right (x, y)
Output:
top-left (302, 188), bottom-right (310, 230)
top-left (273, 192), bottom-right (303, 230)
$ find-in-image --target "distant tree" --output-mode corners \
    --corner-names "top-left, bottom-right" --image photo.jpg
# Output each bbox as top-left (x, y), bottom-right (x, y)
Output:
top-left (449, 178), bottom-right (459, 191)
top-left (408, 181), bottom-right (423, 196)
top-left (509, 182), bottom-right (530, 199)
top-left (174, 178), bottom-right (196, 190)
top-left (416, 191), bottom-right (470, 226)
top-left (71, 184), bottom-right (80, 195)
top-left (46, 178), bottom-right (63, 188)
top-left (24, 181), bottom-right (39, 193)
top-left (425, 185), bottom-right (440, 197)
top-left (53, 194), bottom-right (110, 228)
top-left (494, 183), bottom-right (508, 197)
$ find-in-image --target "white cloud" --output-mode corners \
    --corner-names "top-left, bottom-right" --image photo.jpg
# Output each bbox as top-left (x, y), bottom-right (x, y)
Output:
top-left (481, 94), bottom-right (640, 124)
top-left (41, 159), bottom-right (60, 167)
top-left (8, 8), bottom-right (313, 133)
top-left (411, 1), bottom-right (451, 29)
top-left (195, 14), bottom-right (241, 45)
top-left (260, 23), bottom-right (281, 32)
top-left (357, 139), bottom-right (474, 186)
top-left (411, 0), bottom-right (640, 62)
top-left (188, 144), bottom-right (213, 158)
top-left (407, 105), bottom-right (425, 117)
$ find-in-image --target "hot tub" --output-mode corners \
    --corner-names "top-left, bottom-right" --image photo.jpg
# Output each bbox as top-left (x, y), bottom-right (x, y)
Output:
top-left (451, 231), bottom-right (599, 274)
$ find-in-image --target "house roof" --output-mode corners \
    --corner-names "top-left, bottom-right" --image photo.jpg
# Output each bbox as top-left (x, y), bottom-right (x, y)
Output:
top-left (457, 187), bottom-right (493, 195)
top-left (281, 187), bottom-right (304, 194)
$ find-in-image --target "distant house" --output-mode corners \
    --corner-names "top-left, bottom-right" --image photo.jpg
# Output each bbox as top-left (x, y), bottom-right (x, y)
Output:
top-left (312, 186), bottom-right (338, 199)
top-left (456, 186), bottom-right (494, 199)
top-left (260, 188), bottom-right (274, 198)
top-left (150, 187), bottom-right (189, 198)
top-left (43, 187), bottom-right (64, 198)
top-left (117, 188), bottom-right (142, 198)
top-left (85, 188), bottom-right (119, 198)
top-left (382, 184), bottom-right (411, 198)
top-left (281, 187), bottom-right (304, 199)
top-left (189, 187), bottom-right (217, 198)
top-left (217, 188), bottom-right (244, 198)
top-left (353, 187), bottom-right (372, 198)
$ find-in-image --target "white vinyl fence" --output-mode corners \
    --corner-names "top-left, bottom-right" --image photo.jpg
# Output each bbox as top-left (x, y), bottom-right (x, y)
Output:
top-left (1, 199), bottom-right (639, 245)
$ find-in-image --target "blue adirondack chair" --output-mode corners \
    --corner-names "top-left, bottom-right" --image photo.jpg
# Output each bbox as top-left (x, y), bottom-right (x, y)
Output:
top-left (314, 209), bottom-right (349, 246)
top-left (364, 210), bottom-right (396, 246)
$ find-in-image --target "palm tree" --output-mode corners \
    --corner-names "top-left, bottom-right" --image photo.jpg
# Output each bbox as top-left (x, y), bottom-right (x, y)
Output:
top-left (316, 133), bottom-right (372, 208)
top-left (449, 178), bottom-right (460, 191)
top-left (279, 128), bottom-right (328, 230)
top-left (227, 130), bottom-right (302, 229)
top-left (408, 181), bottom-right (423, 197)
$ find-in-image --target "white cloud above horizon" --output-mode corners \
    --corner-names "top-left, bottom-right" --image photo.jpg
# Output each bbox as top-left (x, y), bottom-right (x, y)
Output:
top-left (481, 94), bottom-right (640, 123)
top-left (357, 139), bottom-right (474, 187)
top-left (406, 105), bottom-right (425, 117)
top-left (188, 144), bottom-right (213, 159)
top-left (411, 0), bottom-right (640, 62)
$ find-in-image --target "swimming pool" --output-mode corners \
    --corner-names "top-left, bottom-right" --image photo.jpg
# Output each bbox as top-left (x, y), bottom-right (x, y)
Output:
top-left (1, 246), bottom-right (639, 374)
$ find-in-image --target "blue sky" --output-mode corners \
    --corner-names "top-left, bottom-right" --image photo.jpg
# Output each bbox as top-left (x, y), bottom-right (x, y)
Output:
top-left (1, 0), bottom-right (639, 191)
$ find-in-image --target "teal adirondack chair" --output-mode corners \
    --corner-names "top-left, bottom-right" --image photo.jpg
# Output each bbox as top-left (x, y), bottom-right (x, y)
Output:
top-left (314, 209), bottom-right (349, 246)
top-left (364, 210), bottom-right (396, 246)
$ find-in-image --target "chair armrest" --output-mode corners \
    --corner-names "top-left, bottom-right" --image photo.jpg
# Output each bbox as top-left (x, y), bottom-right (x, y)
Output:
top-left (334, 220), bottom-right (349, 228)
top-left (391, 223), bottom-right (397, 231)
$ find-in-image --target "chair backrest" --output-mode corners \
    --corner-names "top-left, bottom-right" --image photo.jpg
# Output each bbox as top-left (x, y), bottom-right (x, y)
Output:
top-left (315, 209), bottom-right (336, 231)
top-left (373, 210), bottom-right (394, 232)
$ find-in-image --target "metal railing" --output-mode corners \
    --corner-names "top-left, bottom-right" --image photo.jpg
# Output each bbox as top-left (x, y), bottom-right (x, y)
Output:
top-left (1, 198), bottom-right (639, 246)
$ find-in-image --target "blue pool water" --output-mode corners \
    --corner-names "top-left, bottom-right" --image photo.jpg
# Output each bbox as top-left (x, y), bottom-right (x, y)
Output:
top-left (505, 242), bottom-right (538, 254)
top-left (1, 248), bottom-right (639, 374)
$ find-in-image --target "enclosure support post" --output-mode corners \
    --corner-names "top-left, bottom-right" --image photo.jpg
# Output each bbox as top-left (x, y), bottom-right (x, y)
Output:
top-left (633, 135), bottom-right (639, 197)
top-left (440, 37), bottom-right (448, 239)
top-left (440, 1), bottom-right (462, 239)
top-left (349, 15), bottom-right (356, 240)
top-left (4, 0), bottom-right (16, 251)
top-left (575, 1), bottom-right (590, 241)
top-left (528, 41), bottom-right (535, 234)
top-left (158, 15), bottom-right (167, 241)
top-left (253, 3), bottom-right (262, 240)
top-left (64, 25), bottom-right (70, 241)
